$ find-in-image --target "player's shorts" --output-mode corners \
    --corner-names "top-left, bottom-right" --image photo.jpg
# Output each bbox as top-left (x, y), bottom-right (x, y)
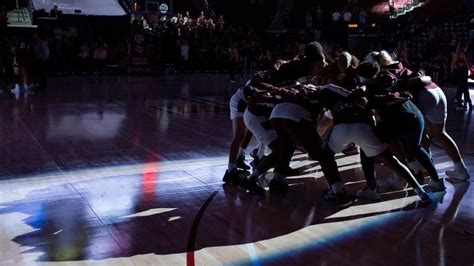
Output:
top-left (270, 103), bottom-right (312, 122)
top-left (328, 123), bottom-right (387, 157)
top-left (416, 86), bottom-right (447, 124)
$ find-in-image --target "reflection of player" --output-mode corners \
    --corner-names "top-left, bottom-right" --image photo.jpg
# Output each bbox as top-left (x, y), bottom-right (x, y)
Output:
top-left (403, 183), bottom-right (469, 265)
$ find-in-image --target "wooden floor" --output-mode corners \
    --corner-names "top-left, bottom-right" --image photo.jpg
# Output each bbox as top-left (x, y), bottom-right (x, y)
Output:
top-left (0, 75), bottom-right (473, 266)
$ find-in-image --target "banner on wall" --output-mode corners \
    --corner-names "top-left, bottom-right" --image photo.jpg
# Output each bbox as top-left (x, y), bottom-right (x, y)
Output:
top-left (128, 28), bottom-right (151, 74)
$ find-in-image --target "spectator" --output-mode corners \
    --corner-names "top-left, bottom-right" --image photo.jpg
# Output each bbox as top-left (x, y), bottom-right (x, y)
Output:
top-left (218, 15), bottom-right (225, 30)
top-left (177, 13), bottom-right (184, 26)
top-left (0, 6), bottom-right (7, 27)
top-left (69, 24), bottom-right (78, 40)
top-left (470, 18), bottom-right (474, 63)
top-left (50, 5), bottom-right (60, 18)
top-left (184, 11), bottom-right (191, 25)
top-left (451, 41), bottom-right (472, 109)
top-left (315, 6), bottom-right (323, 29)
top-left (31, 34), bottom-right (49, 90)
top-left (10, 38), bottom-right (30, 91)
top-left (429, 53), bottom-right (444, 84)
top-left (247, 41), bottom-right (259, 74)
top-left (359, 8), bottom-right (367, 26)
top-left (171, 15), bottom-right (178, 25)
top-left (305, 11), bottom-right (313, 29)
top-left (258, 49), bottom-right (273, 70)
top-left (428, 24), bottom-right (440, 42)
top-left (297, 42), bottom-right (305, 57)
top-left (229, 45), bottom-right (243, 82)
top-left (0, 37), bottom-right (9, 90)
top-left (93, 41), bottom-right (108, 74)
top-left (196, 11), bottom-right (205, 27)
top-left (160, 15), bottom-right (167, 23)
top-left (78, 42), bottom-right (91, 73)
top-left (107, 43), bottom-right (120, 64)
top-left (180, 39), bottom-right (189, 61)
top-left (61, 37), bottom-right (74, 75)
top-left (470, 18), bottom-right (474, 39)
top-left (343, 9), bottom-right (352, 23)
top-left (147, 10), bottom-right (158, 26)
top-left (331, 10), bottom-right (341, 22)
top-left (389, 4), bottom-right (396, 17)
top-left (53, 25), bottom-right (63, 42)
top-left (396, 40), bottom-right (409, 66)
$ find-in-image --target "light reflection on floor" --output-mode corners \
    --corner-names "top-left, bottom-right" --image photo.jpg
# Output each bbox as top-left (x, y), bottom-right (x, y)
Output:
top-left (0, 154), bottom-right (472, 265)
top-left (0, 75), bottom-right (473, 265)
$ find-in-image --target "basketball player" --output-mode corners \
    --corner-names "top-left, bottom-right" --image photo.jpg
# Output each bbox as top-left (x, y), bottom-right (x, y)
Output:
top-left (239, 42), bottom-right (330, 195)
top-left (222, 87), bottom-right (253, 185)
top-left (322, 72), bottom-right (433, 203)
top-left (357, 60), bottom-right (445, 193)
top-left (377, 51), bottom-right (469, 182)
top-left (266, 42), bottom-right (354, 204)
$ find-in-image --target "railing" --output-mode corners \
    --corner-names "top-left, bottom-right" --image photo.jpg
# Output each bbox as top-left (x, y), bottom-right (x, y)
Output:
top-left (26, 0), bottom-right (33, 23)
top-left (118, 0), bottom-right (133, 15)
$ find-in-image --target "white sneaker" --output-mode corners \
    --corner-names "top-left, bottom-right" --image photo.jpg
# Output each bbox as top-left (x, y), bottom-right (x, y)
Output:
top-left (415, 188), bottom-right (433, 204)
top-left (356, 187), bottom-right (380, 201)
top-left (13, 90), bottom-right (20, 101)
top-left (11, 84), bottom-right (20, 92)
top-left (377, 176), bottom-right (408, 190)
top-left (445, 168), bottom-right (470, 181)
top-left (427, 178), bottom-right (446, 192)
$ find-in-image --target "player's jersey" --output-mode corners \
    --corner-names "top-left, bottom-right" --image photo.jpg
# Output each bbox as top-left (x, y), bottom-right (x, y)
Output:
top-left (245, 56), bottom-right (310, 117)
top-left (383, 62), bottom-right (438, 102)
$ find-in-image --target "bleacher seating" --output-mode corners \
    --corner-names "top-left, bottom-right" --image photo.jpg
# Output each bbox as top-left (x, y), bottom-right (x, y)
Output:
top-left (399, 17), bottom-right (471, 83)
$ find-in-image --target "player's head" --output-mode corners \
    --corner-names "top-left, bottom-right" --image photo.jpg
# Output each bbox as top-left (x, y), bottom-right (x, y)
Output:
top-left (338, 51), bottom-right (352, 73)
top-left (364, 51), bottom-right (380, 64)
top-left (305, 41), bottom-right (326, 76)
top-left (376, 50), bottom-right (396, 67)
top-left (356, 61), bottom-right (380, 84)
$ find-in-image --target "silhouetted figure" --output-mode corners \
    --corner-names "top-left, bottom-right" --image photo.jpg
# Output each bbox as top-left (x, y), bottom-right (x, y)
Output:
top-left (50, 5), bottom-right (60, 18)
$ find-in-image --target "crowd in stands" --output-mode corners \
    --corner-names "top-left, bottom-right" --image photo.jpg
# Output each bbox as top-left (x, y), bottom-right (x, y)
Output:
top-left (41, 23), bottom-right (129, 74)
top-left (0, 18), bottom-right (129, 91)
top-left (385, 13), bottom-right (473, 85)
top-left (0, 2), bottom-right (472, 91)
top-left (135, 5), bottom-right (375, 76)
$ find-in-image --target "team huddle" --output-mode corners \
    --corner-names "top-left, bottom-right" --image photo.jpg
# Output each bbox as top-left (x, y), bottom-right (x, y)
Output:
top-left (223, 41), bottom-right (470, 205)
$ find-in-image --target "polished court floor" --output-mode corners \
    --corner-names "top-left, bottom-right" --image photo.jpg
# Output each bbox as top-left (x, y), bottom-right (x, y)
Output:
top-left (0, 75), bottom-right (473, 265)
